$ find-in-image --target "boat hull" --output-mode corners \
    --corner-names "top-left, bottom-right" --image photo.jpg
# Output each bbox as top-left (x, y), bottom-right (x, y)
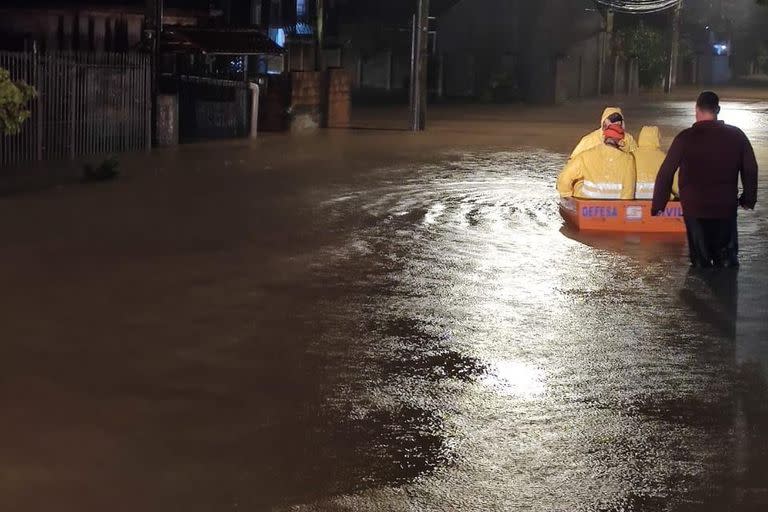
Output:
top-left (559, 197), bottom-right (686, 233)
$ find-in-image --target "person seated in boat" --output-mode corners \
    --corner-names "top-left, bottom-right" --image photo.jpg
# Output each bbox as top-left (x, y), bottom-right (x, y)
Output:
top-left (633, 126), bottom-right (679, 200)
top-left (557, 120), bottom-right (637, 200)
top-left (570, 107), bottom-right (638, 159)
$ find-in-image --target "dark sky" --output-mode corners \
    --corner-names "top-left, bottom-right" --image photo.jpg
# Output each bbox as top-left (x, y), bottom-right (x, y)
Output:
top-left (337, 0), bottom-right (463, 20)
top-left (3, 0), bottom-right (211, 8)
top-left (3, 0), bottom-right (464, 16)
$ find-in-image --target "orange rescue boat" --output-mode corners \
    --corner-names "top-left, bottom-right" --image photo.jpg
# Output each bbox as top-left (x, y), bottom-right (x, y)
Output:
top-left (559, 197), bottom-right (686, 234)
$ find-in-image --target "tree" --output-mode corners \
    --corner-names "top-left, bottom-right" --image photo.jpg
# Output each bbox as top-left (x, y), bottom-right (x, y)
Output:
top-left (616, 22), bottom-right (667, 88)
top-left (0, 68), bottom-right (37, 136)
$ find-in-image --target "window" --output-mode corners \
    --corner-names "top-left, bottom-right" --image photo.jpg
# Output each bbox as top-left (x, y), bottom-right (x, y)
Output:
top-left (297, 0), bottom-right (307, 17)
top-left (269, 27), bottom-right (286, 47)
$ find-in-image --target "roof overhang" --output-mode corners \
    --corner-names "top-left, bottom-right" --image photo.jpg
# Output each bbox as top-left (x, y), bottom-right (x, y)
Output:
top-left (162, 27), bottom-right (285, 56)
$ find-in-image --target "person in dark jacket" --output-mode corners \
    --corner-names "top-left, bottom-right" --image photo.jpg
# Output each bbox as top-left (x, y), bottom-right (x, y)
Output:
top-left (652, 91), bottom-right (758, 268)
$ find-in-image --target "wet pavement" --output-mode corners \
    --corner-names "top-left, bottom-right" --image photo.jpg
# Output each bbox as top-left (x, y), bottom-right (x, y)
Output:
top-left (0, 97), bottom-right (767, 511)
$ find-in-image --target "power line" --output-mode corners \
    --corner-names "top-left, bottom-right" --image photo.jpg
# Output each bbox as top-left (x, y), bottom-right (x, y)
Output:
top-left (594, 0), bottom-right (682, 14)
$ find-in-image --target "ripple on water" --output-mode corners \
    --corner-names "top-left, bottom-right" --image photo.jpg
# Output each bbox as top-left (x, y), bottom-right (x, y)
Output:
top-left (294, 150), bottom-right (768, 511)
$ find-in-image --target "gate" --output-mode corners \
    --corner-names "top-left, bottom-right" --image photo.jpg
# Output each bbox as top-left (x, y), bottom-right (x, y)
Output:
top-left (0, 52), bottom-right (150, 167)
top-left (173, 76), bottom-right (250, 143)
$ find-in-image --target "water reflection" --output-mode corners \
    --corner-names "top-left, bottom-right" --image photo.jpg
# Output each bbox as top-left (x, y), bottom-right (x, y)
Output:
top-left (560, 224), bottom-right (688, 265)
top-left (719, 103), bottom-right (768, 135)
top-left (679, 267), bottom-right (739, 338)
top-left (675, 265), bottom-right (768, 510)
top-left (286, 145), bottom-right (768, 511)
top-left (482, 360), bottom-right (545, 398)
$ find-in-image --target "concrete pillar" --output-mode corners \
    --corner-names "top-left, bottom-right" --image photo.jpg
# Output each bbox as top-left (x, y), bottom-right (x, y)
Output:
top-left (356, 56), bottom-right (363, 88)
top-left (554, 56), bottom-right (567, 104)
top-left (385, 50), bottom-right (393, 91)
top-left (156, 94), bottom-right (179, 146)
top-left (596, 34), bottom-right (603, 95)
top-left (437, 54), bottom-right (445, 99)
top-left (628, 58), bottom-right (639, 96)
top-left (249, 83), bottom-right (260, 139)
top-left (285, 44), bottom-right (292, 73)
top-left (665, 1), bottom-right (683, 93)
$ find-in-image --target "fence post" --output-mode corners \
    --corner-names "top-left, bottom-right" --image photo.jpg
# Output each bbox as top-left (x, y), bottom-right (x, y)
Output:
top-left (70, 64), bottom-right (76, 159)
top-left (145, 55), bottom-right (152, 151)
top-left (36, 53), bottom-right (43, 161)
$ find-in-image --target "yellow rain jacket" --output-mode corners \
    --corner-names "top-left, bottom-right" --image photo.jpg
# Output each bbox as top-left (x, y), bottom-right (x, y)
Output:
top-left (557, 141), bottom-right (637, 200)
top-left (570, 107), bottom-right (638, 159)
top-left (633, 126), bottom-right (679, 199)
top-left (634, 126), bottom-right (666, 199)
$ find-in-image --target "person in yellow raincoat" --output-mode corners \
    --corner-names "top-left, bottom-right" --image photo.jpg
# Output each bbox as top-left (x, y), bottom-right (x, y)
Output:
top-left (633, 126), bottom-right (679, 200)
top-left (570, 107), bottom-right (638, 159)
top-left (557, 121), bottom-right (637, 200)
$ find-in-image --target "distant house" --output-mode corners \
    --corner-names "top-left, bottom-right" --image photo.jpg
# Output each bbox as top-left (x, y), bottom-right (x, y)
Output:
top-left (439, 0), bottom-right (604, 103)
top-left (679, 0), bottom-right (738, 84)
top-left (0, 1), bottom-right (325, 71)
top-left (330, 0), bottom-right (613, 104)
top-left (0, 4), bottom-right (202, 53)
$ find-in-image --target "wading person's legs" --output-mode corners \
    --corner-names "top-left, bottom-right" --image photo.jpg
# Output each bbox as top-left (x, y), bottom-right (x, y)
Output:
top-left (712, 216), bottom-right (739, 268)
top-left (685, 217), bottom-right (739, 268)
top-left (685, 217), bottom-right (715, 267)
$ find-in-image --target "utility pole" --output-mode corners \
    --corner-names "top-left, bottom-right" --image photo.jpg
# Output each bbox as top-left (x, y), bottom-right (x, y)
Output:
top-left (597, 9), bottom-right (614, 95)
top-left (409, 0), bottom-right (430, 131)
top-left (665, 0), bottom-right (683, 93)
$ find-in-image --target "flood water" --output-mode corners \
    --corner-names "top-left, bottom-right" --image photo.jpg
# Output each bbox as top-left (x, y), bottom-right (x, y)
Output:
top-left (0, 100), bottom-right (766, 511)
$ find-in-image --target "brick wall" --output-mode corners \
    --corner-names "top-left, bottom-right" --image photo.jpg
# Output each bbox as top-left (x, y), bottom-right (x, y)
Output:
top-left (289, 71), bottom-right (323, 131)
top-left (325, 69), bottom-right (351, 129)
top-left (259, 70), bottom-right (351, 132)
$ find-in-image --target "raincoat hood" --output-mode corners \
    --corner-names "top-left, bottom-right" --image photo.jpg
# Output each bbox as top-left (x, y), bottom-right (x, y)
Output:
top-left (600, 107), bottom-right (624, 126)
top-left (633, 125), bottom-right (675, 200)
top-left (638, 126), bottom-right (661, 149)
top-left (570, 107), bottom-right (637, 159)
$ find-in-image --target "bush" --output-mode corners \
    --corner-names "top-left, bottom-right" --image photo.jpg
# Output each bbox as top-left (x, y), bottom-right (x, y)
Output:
top-left (616, 22), bottom-right (667, 88)
top-left (0, 68), bottom-right (37, 135)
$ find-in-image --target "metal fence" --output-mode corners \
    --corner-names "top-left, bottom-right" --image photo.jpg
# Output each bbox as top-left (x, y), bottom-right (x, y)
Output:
top-left (1, 52), bottom-right (150, 167)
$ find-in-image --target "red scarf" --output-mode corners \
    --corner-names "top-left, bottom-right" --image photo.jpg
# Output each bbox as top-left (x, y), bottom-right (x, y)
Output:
top-left (603, 124), bottom-right (625, 142)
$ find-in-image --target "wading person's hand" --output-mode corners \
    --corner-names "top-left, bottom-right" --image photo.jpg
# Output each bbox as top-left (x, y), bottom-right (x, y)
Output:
top-left (739, 195), bottom-right (755, 210)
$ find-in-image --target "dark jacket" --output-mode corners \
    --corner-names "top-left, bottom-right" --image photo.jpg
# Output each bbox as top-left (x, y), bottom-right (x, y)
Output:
top-left (652, 120), bottom-right (758, 219)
